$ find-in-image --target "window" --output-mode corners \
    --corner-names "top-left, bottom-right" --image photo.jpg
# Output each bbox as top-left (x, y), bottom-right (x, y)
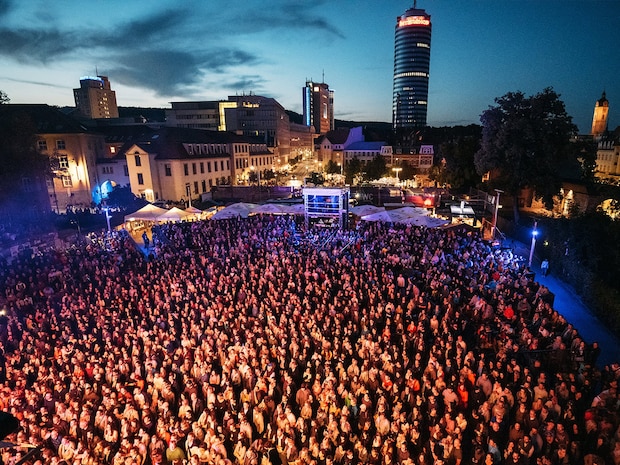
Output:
top-left (201, 180), bottom-right (206, 192)
top-left (134, 155), bottom-right (141, 167)
top-left (38, 140), bottom-right (47, 151)
top-left (59, 155), bottom-right (69, 169)
top-left (184, 163), bottom-right (189, 176)
top-left (220, 161), bottom-right (225, 171)
top-left (123, 165), bottom-right (129, 176)
top-left (110, 146), bottom-right (116, 154)
top-left (192, 163), bottom-right (197, 175)
top-left (62, 175), bottom-right (72, 188)
top-left (207, 162), bottom-right (212, 173)
top-left (214, 161), bottom-right (218, 172)
top-left (137, 173), bottom-right (144, 185)
top-left (21, 177), bottom-right (33, 192)
top-left (164, 164), bottom-right (172, 176)
top-left (56, 140), bottom-right (66, 150)
top-left (200, 162), bottom-right (204, 174)
top-left (194, 181), bottom-right (198, 194)
top-left (102, 166), bottom-right (114, 174)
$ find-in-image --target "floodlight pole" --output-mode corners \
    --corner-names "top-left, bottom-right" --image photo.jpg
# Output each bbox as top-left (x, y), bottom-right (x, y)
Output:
top-left (529, 221), bottom-right (538, 268)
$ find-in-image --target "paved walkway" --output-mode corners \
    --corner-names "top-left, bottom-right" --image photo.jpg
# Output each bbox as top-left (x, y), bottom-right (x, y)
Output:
top-left (511, 240), bottom-right (620, 368)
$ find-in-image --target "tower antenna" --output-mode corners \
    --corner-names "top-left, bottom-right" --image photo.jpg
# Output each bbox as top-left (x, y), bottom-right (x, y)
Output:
top-left (414, 0), bottom-right (417, 8)
top-left (322, 69), bottom-right (325, 84)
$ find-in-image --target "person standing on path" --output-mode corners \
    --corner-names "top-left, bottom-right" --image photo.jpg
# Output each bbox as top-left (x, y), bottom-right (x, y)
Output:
top-left (541, 258), bottom-right (549, 276)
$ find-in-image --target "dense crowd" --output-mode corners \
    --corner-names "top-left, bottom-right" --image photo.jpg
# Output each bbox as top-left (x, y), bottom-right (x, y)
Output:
top-left (0, 215), bottom-right (619, 465)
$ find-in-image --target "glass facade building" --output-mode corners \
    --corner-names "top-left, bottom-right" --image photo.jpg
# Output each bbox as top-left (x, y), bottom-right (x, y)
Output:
top-left (392, 6), bottom-right (432, 129)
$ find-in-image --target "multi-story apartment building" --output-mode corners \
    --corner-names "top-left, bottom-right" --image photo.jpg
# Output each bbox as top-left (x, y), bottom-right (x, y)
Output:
top-left (595, 139), bottom-right (620, 178)
top-left (73, 76), bottom-right (119, 119)
top-left (165, 95), bottom-right (292, 162)
top-left (123, 126), bottom-right (273, 203)
top-left (165, 101), bottom-right (221, 130)
top-left (393, 3), bottom-right (432, 130)
top-left (224, 94), bottom-right (291, 160)
top-left (1, 104), bottom-right (106, 213)
top-left (303, 80), bottom-right (334, 135)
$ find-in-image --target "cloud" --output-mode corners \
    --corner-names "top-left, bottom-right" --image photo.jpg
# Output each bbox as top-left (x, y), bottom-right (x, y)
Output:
top-left (0, 75), bottom-right (67, 89)
top-left (0, 2), bottom-right (342, 98)
top-left (108, 48), bottom-right (260, 96)
top-left (230, 1), bottom-right (344, 40)
top-left (0, 28), bottom-right (78, 63)
top-left (0, 0), bottom-right (11, 18)
top-left (224, 75), bottom-right (269, 93)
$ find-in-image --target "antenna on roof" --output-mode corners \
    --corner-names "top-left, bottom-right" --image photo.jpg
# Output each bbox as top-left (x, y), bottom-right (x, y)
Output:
top-left (322, 69), bottom-right (325, 83)
top-left (414, 0), bottom-right (417, 8)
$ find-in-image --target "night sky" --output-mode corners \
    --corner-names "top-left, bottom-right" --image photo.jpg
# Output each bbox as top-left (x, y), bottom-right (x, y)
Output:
top-left (0, 0), bottom-right (618, 133)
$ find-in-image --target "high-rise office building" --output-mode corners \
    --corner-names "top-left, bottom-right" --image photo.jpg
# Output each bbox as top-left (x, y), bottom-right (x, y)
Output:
top-left (303, 80), bottom-right (334, 135)
top-left (74, 75), bottom-right (119, 119)
top-left (392, 2), bottom-right (431, 130)
top-left (591, 91), bottom-right (609, 137)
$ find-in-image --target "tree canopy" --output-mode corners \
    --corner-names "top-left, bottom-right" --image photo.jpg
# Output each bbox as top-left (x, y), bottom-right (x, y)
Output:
top-left (474, 88), bottom-right (577, 221)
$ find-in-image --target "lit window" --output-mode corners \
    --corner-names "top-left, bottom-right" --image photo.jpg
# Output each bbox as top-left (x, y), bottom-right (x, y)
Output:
top-left (62, 175), bottom-right (72, 187)
top-left (59, 155), bottom-right (69, 169)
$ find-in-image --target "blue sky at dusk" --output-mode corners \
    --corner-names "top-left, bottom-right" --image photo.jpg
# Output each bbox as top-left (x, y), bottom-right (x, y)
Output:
top-left (0, 0), bottom-right (618, 133)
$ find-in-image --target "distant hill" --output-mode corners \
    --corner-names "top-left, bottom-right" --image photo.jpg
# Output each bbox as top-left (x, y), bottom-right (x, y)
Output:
top-left (118, 106), bottom-right (166, 122)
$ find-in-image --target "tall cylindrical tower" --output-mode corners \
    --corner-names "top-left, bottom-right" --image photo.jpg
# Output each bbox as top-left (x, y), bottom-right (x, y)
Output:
top-left (392, 4), bottom-right (432, 130)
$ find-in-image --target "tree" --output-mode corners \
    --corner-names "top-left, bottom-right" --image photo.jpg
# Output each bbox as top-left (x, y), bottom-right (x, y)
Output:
top-left (0, 90), bottom-right (9, 104)
top-left (399, 161), bottom-right (416, 182)
top-left (365, 155), bottom-right (387, 181)
top-left (325, 160), bottom-right (340, 175)
top-left (105, 185), bottom-right (145, 211)
top-left (474, 88), bottom-right (577, 223)
top-left (344, 157), bottom-right (362, 184)
top-left (436, 134), bottom-right (481, 192)
top-left (0, 107), bottom-right (50, 228)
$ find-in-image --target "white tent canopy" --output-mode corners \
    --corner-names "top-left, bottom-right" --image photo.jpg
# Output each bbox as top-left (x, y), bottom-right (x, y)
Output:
top-left (124, 203), bottom-right (169, 222)
top-left (211, 202), bottom-right (258, 220)
top-left (250, 204), bottom-right (288, 215)
top-left (350, 205), bottom-right (385, 217)
top-left (360, 206), bottom-right (446, 228)
top-left (156, 207), bottom-right (192, 222)
top-left (282, 203), bottom-right (305, 215)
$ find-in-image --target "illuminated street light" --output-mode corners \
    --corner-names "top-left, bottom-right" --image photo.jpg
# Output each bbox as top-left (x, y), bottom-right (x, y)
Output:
top-left (529, 221), bottom-right (538, 268)
top-left (104, 207), bottom-right (111, 233)
top-left (392, 167), bottom-right (402, 185)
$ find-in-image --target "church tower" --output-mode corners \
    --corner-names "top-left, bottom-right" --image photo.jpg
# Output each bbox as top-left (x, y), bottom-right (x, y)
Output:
top-left (591, 91), bottom-right (609, 137)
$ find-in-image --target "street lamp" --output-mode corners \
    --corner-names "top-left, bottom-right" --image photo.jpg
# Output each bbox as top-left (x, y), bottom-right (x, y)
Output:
top-left (528, 221), bottom-right (538, 268)
top-left (392, 167), bottom-right (402, 185)
top-left (492, 189), bottom-right (504, 240)
top-left (104, 207), bottom-right (111, 234)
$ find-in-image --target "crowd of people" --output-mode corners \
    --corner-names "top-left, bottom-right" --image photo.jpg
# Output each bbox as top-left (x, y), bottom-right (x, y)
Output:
top-left (0, 214), bottom-right (619, 465)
